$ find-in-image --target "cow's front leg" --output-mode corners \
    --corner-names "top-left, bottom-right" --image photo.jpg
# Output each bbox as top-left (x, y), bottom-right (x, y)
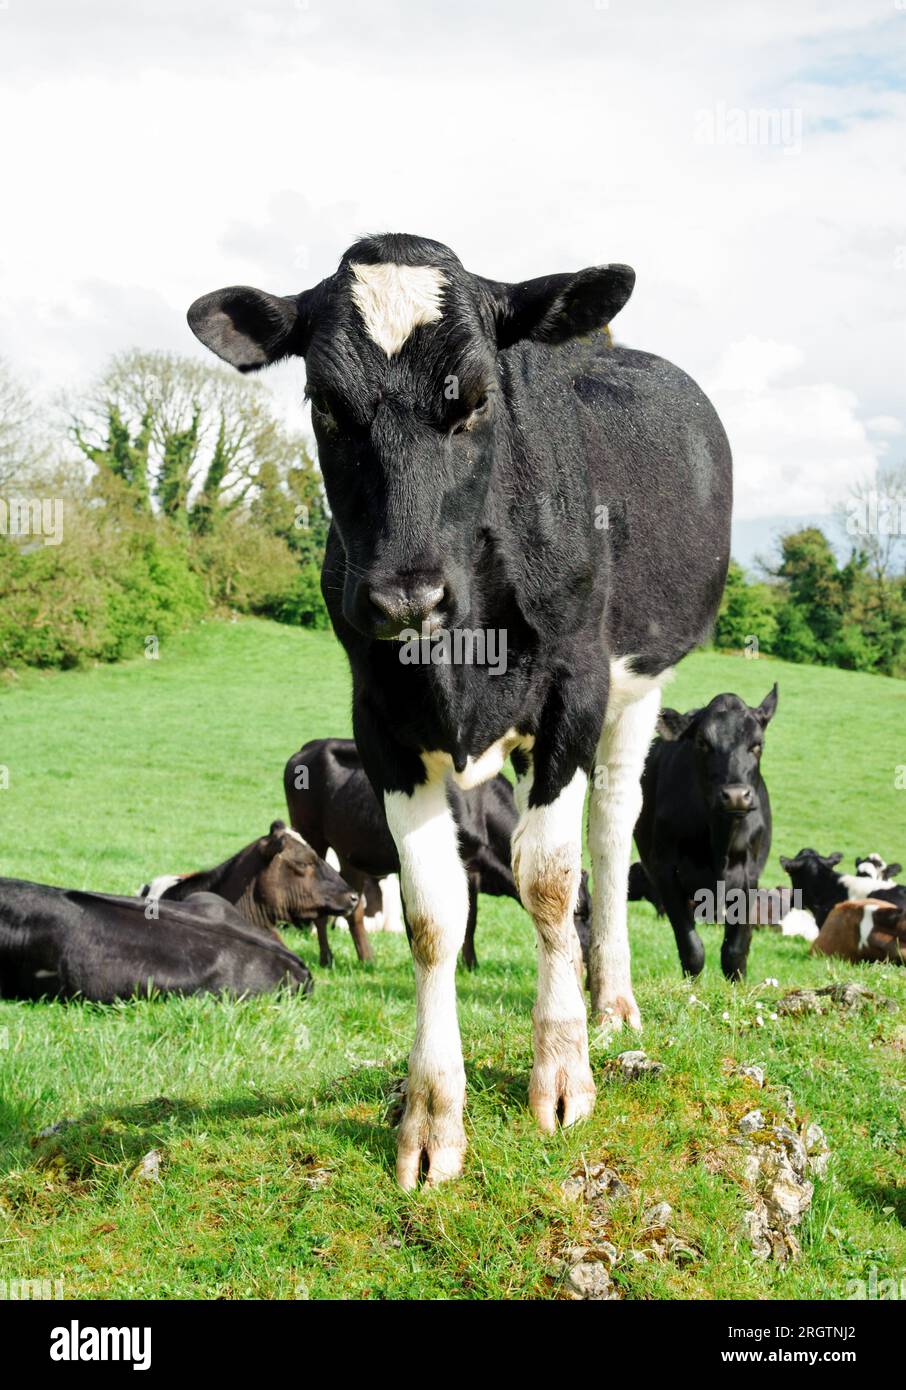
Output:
top-left (588, 688), bottom-right (660, 1033)
top-left (512, 768), bottom-right (594, 1133)
top-left (385, 776), bottom-right (469, 1189)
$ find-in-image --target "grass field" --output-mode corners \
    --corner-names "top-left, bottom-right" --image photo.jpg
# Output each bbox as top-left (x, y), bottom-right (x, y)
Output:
top-left (0, 619), bottom-right (903, 1299)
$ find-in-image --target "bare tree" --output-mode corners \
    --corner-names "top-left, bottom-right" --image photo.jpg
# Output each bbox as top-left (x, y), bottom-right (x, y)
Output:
top-left (0, 359), bottom-right (46, 490)
top-left (69, 349), bottom-right (318, 524)
top-left (838, 461), bottom-right (906, 582)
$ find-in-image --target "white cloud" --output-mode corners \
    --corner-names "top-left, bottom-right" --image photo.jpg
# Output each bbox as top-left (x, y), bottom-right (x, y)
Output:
top-left (0, 0), bottom-right (902, 521)
top-left (706, 337), bottom-right (880, 519)
top-left (866, 415), bottom-right (904, 436)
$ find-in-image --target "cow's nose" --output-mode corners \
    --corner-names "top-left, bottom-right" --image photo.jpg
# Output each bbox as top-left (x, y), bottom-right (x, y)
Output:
top-left (367, 581), bottom-right (446, 634)
top-left (720, 784), bottom-right (754, 814)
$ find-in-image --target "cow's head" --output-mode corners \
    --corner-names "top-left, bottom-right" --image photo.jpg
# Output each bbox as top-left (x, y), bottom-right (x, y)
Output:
top-left (657, 685), bottom-right (777, 818)
top-left (855, 853), bottom-right (901, 881)
top-left (260, 821), bottom-right (358, 918)
top-left (188, 234), bottom-right (634, 638)
top-left (779, 847), bottom-right (844, 926)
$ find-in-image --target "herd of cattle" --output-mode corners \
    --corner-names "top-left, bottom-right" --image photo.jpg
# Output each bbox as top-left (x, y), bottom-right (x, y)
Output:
top-left (1, 684), bottom-right (903, 1004)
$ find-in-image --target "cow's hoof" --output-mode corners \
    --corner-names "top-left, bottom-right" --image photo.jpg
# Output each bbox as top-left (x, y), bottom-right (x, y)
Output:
top-left (529, 1019), bottom-right (596, 1133)
top-left (593, 995), bottom-right (642, 1037)
top-left (529, 1063), bottom-right (596, 1133)
top-left (395, 1074), bottom-right (466, 1190)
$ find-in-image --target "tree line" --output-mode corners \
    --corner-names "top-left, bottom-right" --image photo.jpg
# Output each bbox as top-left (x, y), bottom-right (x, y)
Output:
top-left (715, 475), bottom-right (906, 678)
top-left (0, 352), bottom-right (330, 671)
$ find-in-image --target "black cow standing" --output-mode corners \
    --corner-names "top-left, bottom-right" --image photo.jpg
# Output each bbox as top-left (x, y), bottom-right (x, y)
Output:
top-left (189, 232), bottom-right (732, 1188)
top-left (629, 686), bottom-right (777, 978)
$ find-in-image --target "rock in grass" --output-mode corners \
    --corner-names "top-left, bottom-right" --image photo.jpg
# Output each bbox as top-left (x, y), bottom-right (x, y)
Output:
top-left (665, 1235), bottom-right (702, 1266)
top-left (777, 989), bottom-right (823, 1017)
top-left (778, 983), bottom-right (894, 1017)
top-left (616, 1050), bottom-right (663, 1080)
top-left (736, 1101), bottom-right (828, 1262)
top-left (738, 1109), bottom-right (766, 1135)
top-left (561, 1161), bottom-right (631, 1207)
top-left (733, 1063), bottom-right (766, 1088)
top-left (563, 1257), bottom-right (619, 1301)
top-left (641, 1200), bottom-right (674, 1229)
top-left (132, 1149), bottom-right (161, 1182)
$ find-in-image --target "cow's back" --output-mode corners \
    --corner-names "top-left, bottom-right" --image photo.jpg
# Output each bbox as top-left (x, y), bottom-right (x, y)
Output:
top-left (503, 337), bottom-right (732, 673)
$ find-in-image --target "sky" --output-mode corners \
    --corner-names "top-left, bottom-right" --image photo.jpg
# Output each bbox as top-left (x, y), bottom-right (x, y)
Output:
top-left (0, 0), bottom-right (903, 567)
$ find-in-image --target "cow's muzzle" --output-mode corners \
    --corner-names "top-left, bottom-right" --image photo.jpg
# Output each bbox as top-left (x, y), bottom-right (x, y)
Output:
top-left (364, 579), bottom-right (448, 640)
top-left (719, 784), bottom-right (755, 815)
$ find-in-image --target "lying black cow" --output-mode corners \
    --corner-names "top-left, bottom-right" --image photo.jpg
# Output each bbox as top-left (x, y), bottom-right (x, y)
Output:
top-left (142, 820), bottom-right (358, 949)
top-left (628, 686), bottom-right (777, 979)
top-left (0, 877), bottom-right (313, 1002)
top-left (780, 848), bottom-right (906, 928)
top-left (284, 738), bottom-right (591, 969)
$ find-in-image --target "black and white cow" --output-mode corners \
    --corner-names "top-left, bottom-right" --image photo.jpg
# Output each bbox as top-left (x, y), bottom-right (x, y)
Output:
top-left (188, 232), bottom-right (732, 1187)
top-left (0, 877), bottom-right (313, 1002)
top-left (283, 736), bottom-right (591, 969)
top-left (780, 848), bottom-right (906, 928)
top-left (628, 687), bottom-right (777, 978)
top-left (854, 853), bottom-right (901, 882)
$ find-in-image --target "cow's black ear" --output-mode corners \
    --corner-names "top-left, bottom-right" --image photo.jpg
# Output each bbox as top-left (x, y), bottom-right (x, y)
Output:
top-left (887, 862), bottom-right (902, 878)
top-left (657, 707), bottom-right (695, 741)
top-left (269, 819), bottom-right (287, 835)
top-left (486, 264), bottom-right (635, 349)
top-left (826, 851), bottom-right (843, 866)
top-left (754, 683), bottom-right (778, 727)
top-left (187, 285), bottom-right (315, 372)
top-left (779, 855), bottom-right (793, 871)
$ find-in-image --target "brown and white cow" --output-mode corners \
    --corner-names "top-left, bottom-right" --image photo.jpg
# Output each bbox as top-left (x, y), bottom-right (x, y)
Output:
top-left (812, 899), bottom-right (906, 965)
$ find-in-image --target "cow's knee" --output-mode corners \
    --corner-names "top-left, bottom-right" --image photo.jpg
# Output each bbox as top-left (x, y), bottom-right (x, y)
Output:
top-left (515, 841), bottom-right (580, 937)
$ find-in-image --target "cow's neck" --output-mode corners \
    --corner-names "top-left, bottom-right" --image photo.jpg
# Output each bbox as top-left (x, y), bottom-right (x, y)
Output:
top-left (814, 875), bottom-right (848, 927)
top-left (709, 813), bottom-right (756, 881)
top-left (204, 844), bottom-right (267, 900)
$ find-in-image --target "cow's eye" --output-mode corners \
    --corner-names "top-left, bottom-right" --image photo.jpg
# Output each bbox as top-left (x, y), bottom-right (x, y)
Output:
top-left (752, 743), bottom-right (763, 757)
top-left (451, 393), bottom-right (490, 436)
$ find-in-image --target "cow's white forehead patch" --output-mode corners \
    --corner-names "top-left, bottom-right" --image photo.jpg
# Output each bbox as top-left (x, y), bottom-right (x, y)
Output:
top-left (349, 261), bottom-right (446, 356)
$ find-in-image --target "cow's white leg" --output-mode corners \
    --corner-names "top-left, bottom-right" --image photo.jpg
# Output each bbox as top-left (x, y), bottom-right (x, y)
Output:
top-left (379, 874), bottom-right (405, 933)
top-left (512, 769), bottom-right (594, 1133)
top-left (384, 778), bottom-right (468, 1188)
top-left (588, 687), bottom-right (661, 1034)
